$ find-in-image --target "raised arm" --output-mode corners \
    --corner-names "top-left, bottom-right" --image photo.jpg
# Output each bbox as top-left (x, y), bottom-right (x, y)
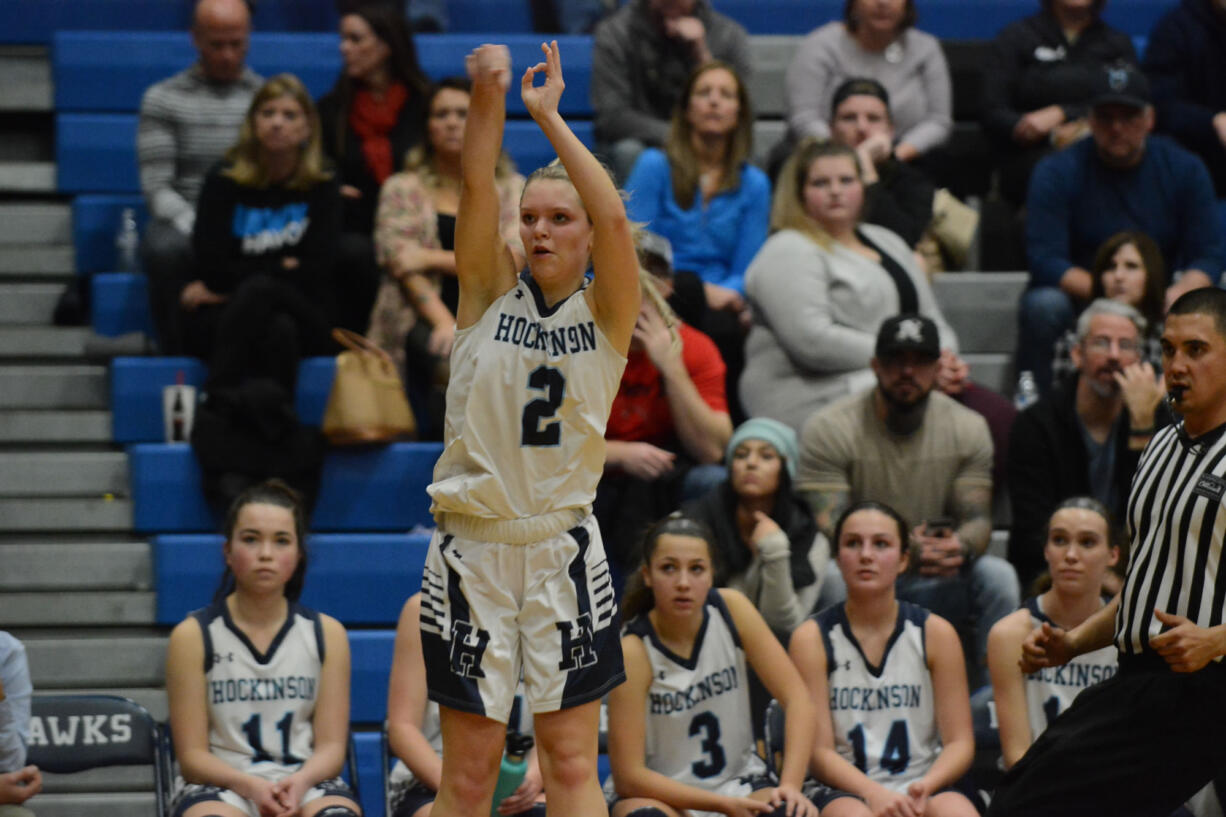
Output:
top-left (455, 44), bottom-right (519, 327)
top-left (386, 594), bottom-right (442, 792)
top-left (522, 41), bottom-right (640, 352)
top-left (274, 614), bottom-right (351, 808)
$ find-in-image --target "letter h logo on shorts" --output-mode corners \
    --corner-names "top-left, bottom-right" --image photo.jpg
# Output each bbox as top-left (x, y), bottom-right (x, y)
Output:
top-left (449, 619), bottom-right (491, 679)
top-left (556, 613), bottom-right (597, 671)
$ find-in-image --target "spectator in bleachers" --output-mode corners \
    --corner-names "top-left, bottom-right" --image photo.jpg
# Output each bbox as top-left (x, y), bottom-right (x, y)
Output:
top-left (369, 77), bottom-right (525, 440)
top-left (625, 61), bottom-right (767, 417)
top-left (680, 417), bottom-right (830, 636)
top-left (1018, 62), bottom-right (1223, 395)
top-left (385, 594), bottom-right (546, 817)
top-left (591, 0), bottom-right (750, 182)
top-left (740, 140), bottom-right (957, 431)
top-left (987, 498), bottom-right (1122, 771)
top-left (1143, 0), bottom-right (1226, 202)
top-left (1050, 230), bottom-right (1166, 386)
top-left (1007, 299), bottom-right (1168, 592)
top-left (594, 259), bottom-right (732, 573)
top-left (828, 77), bottom-right (935, 249)
top-left (0, 631), bottom-right (39, 817)
top-left (981, 0), bottom-right (1137, 207)
top-left (527, 0), bottom-right (616, 33)
top-left (796, 314), bottom-right (1018, 687)
top-left (318, 2), bottom-right (430, 333)
top-left (138, 0), bottom-right (262, 354)
top-left (785, 0), bottom-right (952, 165)
top-left (185, 73), bottom-right (341, 393)
top-left (165, 479), bottom-right (360, 817)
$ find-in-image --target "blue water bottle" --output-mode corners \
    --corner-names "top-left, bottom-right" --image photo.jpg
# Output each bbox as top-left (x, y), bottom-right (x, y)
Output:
top-left (490, 731), bottom-right (535, 816)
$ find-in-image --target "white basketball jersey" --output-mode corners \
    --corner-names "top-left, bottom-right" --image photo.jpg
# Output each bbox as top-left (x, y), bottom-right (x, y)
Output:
top-left (429, 273), bottom-right (626, 530)
top-left (1021, 596), bottom-right (1117, 741)
top-left (818, 601), bottom-right (940, 790)
top-left (193, 601), bottom-right (322, 780)
top-left (625, 590), bottom-right (766, 791)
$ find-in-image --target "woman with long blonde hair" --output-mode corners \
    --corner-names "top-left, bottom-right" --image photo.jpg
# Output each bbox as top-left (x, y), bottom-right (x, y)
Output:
top-left (184, 72), bottom-right (341, 391)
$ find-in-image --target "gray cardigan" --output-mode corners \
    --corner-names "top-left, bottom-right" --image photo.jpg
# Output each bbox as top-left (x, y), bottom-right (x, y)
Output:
top-left (785, 21), bottom-right (952, 154)
top-left (739, 223), bottom-right (958, 430)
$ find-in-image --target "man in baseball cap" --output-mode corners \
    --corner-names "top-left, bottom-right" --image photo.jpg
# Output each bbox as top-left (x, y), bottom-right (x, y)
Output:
top-left (1018, 61), bottom-right (1223, 396)
top-left (795, 312), bottom-right (1018, 687)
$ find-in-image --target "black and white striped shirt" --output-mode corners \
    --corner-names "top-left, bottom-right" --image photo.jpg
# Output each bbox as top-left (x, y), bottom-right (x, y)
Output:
top-left (1117, 422), bottom-right (1226, 658)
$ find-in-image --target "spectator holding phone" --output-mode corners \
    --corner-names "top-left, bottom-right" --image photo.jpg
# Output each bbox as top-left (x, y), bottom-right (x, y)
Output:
top-left (796, 314), bottom-right (1020, 687)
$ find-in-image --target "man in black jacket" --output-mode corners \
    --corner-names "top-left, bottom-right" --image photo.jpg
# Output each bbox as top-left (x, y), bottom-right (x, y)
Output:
top-left (1007, 298), bottom-right (1167, 590)
top-left (1144, 0), bottom-right (1226, 197)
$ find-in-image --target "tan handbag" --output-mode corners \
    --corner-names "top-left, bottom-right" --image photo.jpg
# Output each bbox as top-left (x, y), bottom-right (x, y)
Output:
top-left (321, 328), bottom-right (416, 444)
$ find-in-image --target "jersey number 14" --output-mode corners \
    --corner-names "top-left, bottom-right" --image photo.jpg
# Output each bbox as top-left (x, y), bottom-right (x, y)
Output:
top-left (848, 720), bottom-right (910, 776)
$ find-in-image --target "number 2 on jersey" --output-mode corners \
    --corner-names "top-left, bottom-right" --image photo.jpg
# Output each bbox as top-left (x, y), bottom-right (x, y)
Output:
top-left (848, 720), bottom-right (910, 775)
top-left (521, 366), bottom-right (565, 446)
top-left (241, 711), bottom-right (302, 765)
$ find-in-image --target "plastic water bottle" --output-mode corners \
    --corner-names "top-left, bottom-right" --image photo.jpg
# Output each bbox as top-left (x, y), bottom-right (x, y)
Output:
top-left (116, 207), bottom-right (140, 272)
top-left (490, 731), bottom-right (534, 817)
top-left (1014, 370), bottom-right (1040, 411)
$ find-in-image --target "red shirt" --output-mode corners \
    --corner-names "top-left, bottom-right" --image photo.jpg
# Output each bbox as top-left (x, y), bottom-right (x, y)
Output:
top-left (606, 322), bottom-right (727, 447)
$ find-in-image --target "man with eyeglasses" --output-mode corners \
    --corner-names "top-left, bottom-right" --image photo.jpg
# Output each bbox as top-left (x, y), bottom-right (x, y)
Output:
top-left (1006, 299), bottom-right (1169, 590)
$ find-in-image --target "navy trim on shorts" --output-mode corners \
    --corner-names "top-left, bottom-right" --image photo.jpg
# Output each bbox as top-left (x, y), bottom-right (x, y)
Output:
top-left (558, 523), bottom-right (626, 710)
top-left (391, 781), bottom-right (436, 817)
top-left (422, 534), bottom-right (489, 718)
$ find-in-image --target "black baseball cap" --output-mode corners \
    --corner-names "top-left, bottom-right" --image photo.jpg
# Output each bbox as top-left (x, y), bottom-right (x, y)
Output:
top-left (1091, 63), bottom-right (1151, 110)
top-left (875, 314), bottom-right (939, 359)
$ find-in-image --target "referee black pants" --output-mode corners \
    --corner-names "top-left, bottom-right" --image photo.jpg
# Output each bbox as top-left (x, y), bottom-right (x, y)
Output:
top-left (987, 655), bottom-right (1226, 817)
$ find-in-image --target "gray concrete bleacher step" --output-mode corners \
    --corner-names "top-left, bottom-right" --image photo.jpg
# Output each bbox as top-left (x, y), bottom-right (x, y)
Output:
top-left (0, 451), bottom-right (128, 495)
top-left (24, 632), bottom-right (167, 688)
top-left (0, 496), bottom-right (133, 532)
top-left (0, 409), bottom-right (112, 443)
top-left (0, 540), bottom-right (150, 591)
top-left (0, 161), bottom-right (56, 193)
top-left (0, 244), bottom-right (75, 279)
top-left (0, 365), bottom-right (108, 408)
top-left (0, 46), bottom-right (52, 112)
top-left (3, 591), bottom-right (155, 626)
top-left (0, 202), bottom-right (70, 245)
top-left (931, 271), bottom-right (1026, 354)
top-left (0, 283), bottom-right (63, 324)
top-left (0, 326), bottom-right (95, 358)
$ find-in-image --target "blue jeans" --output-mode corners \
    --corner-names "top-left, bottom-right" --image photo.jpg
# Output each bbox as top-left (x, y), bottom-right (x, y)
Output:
top-left (1016, 286), bottom-right (1075, 397)
top-left (816, 555), bottom-right (1020, 688)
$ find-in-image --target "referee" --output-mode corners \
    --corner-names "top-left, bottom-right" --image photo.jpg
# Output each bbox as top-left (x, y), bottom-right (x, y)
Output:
top-left (987, 288), bottom-right (1226, 817)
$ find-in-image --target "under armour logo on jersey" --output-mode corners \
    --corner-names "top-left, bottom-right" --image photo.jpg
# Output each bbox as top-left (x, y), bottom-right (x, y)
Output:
top-left (842, 660), bottom-right (852, 671)
top-left (212, 652), bottom-right (235, 664)
top-left (556, 613), bottom-right (598, 671)
top-left (450, 619), bottom-right (490, 679)
top-left (515, 289), bottom-right (524, 299)
top-left (895, 318), bottom-right (924, 343)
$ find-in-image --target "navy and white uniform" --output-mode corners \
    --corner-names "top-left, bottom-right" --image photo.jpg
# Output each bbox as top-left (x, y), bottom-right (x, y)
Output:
top-left (608, 590), bottom-right (768, 817)
top-left (1020, 596), bottom-right (1117, 739)
top-left (818, 601), bottom-right (941, 790)
top-left (170, 601), bottom-right (354, 817)
top-left (421, 273), bottom-right (627, 723)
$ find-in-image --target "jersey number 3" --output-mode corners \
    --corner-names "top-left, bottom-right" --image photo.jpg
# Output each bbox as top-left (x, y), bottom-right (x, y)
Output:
top-left (521, 366), bottom-right (565, 446)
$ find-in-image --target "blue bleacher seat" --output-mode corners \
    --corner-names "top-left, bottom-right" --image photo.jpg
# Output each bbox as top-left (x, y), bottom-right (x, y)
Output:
top-left (92, 273), bottom-right (154, 337)
top-left (352, 731), bottom-right (384, 817)
top-left (350, 630), bottom-right (396, 724)
top-left (128, 441), bottom-right (442, 533)
top-left (153, 532), bottom-right (429, 625)
top-left (53, 32), bottom-right (592, 116)
top-left (73, 194), bottom-right (146, 274)
top-left (110, 357), bottom-right (332, 442)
